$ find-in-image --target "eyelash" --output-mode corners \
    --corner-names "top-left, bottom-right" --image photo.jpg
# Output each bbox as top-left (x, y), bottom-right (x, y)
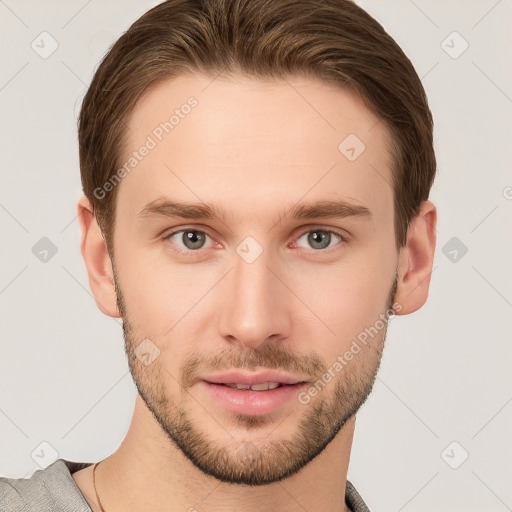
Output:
top-left (162, 226), bottom-right (347, 254)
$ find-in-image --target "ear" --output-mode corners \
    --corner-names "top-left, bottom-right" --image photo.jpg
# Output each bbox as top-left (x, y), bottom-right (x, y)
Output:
top-left (394, 199), bottom-right (437, 315)
top-left (77, 195), bottom-right (120, 318)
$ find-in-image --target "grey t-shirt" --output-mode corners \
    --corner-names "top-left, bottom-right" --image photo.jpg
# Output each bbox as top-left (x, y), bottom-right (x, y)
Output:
top-left (1, 459), bottom-right (371, 511)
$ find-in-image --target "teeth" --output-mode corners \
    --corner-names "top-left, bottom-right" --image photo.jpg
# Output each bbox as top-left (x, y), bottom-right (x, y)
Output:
top-left (225, 382), bottom-right (282, 391)
top-left (250, 382), bottom-right (280, 391)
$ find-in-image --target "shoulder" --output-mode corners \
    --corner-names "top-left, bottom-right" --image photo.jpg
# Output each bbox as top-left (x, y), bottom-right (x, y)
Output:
top-left (0, 476), bottom-right (25, 512)
top-left (0, 459), bottom-right (94, 512)
top-left (345, 479), bottom-right (371, 512)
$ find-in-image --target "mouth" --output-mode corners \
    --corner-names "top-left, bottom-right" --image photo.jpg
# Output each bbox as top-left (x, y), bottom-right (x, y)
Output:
top-left (200, 380), bottom-right (309, 416)
top-left (212, 382), bottom-right (299, 391)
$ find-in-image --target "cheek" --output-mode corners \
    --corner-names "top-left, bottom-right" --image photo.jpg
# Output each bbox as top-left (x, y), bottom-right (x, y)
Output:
top-left (114, 248), bottom-right (173, 324)
top-left (290, 252), bottom-right (394, 357)
top-left (116, 250), bottom-right (221, 344)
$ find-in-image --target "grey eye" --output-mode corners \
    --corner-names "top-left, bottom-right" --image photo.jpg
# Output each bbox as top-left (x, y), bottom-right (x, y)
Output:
top-left (167, 229), bottom-right (209, 250)
top-left (296, 230), bottom-right (342, 250)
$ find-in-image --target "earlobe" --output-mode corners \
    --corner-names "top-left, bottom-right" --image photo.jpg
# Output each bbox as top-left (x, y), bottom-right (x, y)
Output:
top-left (394, 200), bottom-right (437, 315)
top-left (77, 195), bottom-right (120, 318)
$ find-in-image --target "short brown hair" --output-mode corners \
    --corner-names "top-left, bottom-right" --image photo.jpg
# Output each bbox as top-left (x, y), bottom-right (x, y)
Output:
top-left (78, 0), bottom-right (436, 255)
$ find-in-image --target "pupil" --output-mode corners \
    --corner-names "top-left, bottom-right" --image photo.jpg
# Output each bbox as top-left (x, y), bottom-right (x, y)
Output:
top-left (184, 230), bottom-right (204, 249)
top-left (309, 231), bottom-right (329, 249)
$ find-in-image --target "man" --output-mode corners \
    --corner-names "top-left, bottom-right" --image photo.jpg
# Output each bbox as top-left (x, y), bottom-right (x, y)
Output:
top-left (0, 0), bottom-right (436, 510)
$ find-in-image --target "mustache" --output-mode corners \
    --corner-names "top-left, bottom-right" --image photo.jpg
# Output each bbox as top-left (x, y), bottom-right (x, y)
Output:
top-left (180, 343), bottom-right (326, 389)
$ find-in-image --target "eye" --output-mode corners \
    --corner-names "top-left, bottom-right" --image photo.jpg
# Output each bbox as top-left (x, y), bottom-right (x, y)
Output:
top-left (163, 226), bottom-right (346, 254)
top-left (164, 229), bottom-right (215, 251)
top-left (295, 229), bottom-right (345, 251)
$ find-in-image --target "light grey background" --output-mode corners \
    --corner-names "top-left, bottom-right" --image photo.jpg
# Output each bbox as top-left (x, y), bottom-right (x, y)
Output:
top-left (1, 1), bottom-right (511, 511)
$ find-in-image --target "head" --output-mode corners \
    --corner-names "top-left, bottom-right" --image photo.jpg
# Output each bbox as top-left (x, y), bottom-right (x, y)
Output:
top-left (78, 0), bottom-right (436, 486)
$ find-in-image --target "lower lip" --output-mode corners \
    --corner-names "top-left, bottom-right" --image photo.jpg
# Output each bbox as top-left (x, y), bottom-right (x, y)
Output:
top-left (200, 381), bottom-right (308, 416)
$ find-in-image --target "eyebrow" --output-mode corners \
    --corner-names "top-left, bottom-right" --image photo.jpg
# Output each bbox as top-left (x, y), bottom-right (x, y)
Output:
top-left (137, 198), bottom-right (372, 222)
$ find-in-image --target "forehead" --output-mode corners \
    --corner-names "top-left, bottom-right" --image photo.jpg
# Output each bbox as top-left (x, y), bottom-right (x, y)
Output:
top-left (116, 72), bottom-right (394, 225)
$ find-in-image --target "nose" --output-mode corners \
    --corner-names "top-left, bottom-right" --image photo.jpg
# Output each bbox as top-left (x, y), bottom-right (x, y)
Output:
top-left (217, 247), bottom-right (292, 350)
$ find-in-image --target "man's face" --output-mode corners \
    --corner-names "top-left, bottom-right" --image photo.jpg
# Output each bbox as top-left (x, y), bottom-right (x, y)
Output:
top-left (110, 72), bottom-right (399, 485)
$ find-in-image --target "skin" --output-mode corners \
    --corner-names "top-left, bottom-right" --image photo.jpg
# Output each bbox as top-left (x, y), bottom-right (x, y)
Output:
top-left (73, 72), bottom-right (436, 512)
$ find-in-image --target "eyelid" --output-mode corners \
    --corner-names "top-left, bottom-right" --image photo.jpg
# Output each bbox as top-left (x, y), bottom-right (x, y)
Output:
top-left (295, 225), bottom-right (349, 241)
top-left (162, 225), bottom-right (214, 239)
top-left (292, 225), bottom-right (348, 251)
top-left (162, 225), bottom-right (218, 253)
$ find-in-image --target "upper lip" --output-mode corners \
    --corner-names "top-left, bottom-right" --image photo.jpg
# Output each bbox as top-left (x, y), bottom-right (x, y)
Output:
top-left (203, 370), bottom-right (308, 386)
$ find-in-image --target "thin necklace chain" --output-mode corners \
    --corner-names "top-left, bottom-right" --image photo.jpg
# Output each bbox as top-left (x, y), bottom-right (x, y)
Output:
top-left (92, 461), bottom-right (107, 512)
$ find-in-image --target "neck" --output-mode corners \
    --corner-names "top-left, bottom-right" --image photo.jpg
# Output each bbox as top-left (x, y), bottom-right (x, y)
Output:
top-left (94, 396), bottom-right (355, 512)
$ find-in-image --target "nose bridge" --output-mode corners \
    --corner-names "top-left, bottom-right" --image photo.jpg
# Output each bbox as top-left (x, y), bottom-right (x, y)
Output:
top-left (218, 244), bottom-right (290, 348)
